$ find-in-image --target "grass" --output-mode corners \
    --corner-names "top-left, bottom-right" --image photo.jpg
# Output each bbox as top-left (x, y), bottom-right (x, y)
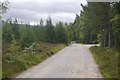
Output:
top-left (2, 42), bottom-right (66, 78)
top-left (89, 46), bottom-right (119, 78)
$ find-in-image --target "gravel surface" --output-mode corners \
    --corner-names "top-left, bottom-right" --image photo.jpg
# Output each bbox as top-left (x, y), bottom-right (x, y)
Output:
top-left (16, 44), bottom-right (102, 78)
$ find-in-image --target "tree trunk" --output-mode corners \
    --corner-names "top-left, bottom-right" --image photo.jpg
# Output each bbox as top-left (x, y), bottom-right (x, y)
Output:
top-left (115, 33), bottom-right (118, 49)
top-left (90, 33), bottom-right (92, 44)
top-left (104, 25), bottom-right (108, 47)
top-left (108, 23), bottom-right (112, 48)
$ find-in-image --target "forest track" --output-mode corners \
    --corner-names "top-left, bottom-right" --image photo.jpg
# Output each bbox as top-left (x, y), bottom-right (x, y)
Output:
top-left (16, 44), bottom-right (102, 78)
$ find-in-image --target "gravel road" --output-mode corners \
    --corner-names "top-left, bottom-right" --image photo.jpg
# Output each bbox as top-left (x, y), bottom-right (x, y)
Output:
top-left (16, 44), bottom-right (102, 78)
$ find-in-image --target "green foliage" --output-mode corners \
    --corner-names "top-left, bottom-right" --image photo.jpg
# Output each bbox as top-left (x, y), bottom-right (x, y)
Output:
top-left (55, 22), bottom-right (69, 44)
top-left (2, 19), bottom-right (13, 42)
top-left (44, 16), bottom-right (56, 43)
top-left (3, 16), bottom-right (70, 49)
top-left (90, 46), bottom-right (119, 78)
top-left (80, 2), bottom-right (110, 44)
top-left (70, 14), bottom-right (81, 42)
top-left (77, 2), bottom-right (120, 50)
top-left (9, 38), bottom-right (21, 53)
top-left (2, 42), bottom-right (66, 78)
top-left (12, 19), bottom-right (20, 41)
top-left (19, 25), bottom-right (34, 48)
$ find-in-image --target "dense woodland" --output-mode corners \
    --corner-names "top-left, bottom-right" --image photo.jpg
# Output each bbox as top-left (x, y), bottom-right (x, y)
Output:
top-left (71, 2), bottom-right (120, 51)
top-left (2, 2), bottom-right (120, 51)
top-left (2, 17), bottom-right (69, 48)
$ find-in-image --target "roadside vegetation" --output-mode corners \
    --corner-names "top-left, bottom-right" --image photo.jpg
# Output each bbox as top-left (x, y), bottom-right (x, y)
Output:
top-left (90, 46), bottom-right (119, 78)
top-left (1, 1), bottom-right (68, 78)
top-left (2, 12), bottom-right (69, 78)
top-left (2, 41), bottom-right (66, 78)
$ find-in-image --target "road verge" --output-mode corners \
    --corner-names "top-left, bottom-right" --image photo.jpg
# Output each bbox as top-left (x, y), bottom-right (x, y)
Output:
top-left (2, 42), bottom-right (66, 78)
top-left (89, 46), bottom-right (119, 78)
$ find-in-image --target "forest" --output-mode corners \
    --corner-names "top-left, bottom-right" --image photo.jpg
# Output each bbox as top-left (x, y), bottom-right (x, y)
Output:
top-left (2, 2), bottom-right (120, 50)
top-left (2, 17), bottom-right (70, 47)
top-left (72, 2), bottom-right (120, 50)
top-left (1, 1), bottom-right (120, 78)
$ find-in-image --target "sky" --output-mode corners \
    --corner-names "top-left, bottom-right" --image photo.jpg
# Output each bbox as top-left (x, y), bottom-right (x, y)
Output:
top-left (2, 0), bottom-right (87, 25)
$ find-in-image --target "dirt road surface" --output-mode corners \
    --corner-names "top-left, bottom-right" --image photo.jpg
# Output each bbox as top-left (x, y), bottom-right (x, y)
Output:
top-left (16, 44), bottom-right (102, 78)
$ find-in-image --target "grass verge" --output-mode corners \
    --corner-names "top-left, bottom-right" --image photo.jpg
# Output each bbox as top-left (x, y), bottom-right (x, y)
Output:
top-left (89, 46), bottom-right (119, 78)
top-left (2, 42), bottom-right (66, 78)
